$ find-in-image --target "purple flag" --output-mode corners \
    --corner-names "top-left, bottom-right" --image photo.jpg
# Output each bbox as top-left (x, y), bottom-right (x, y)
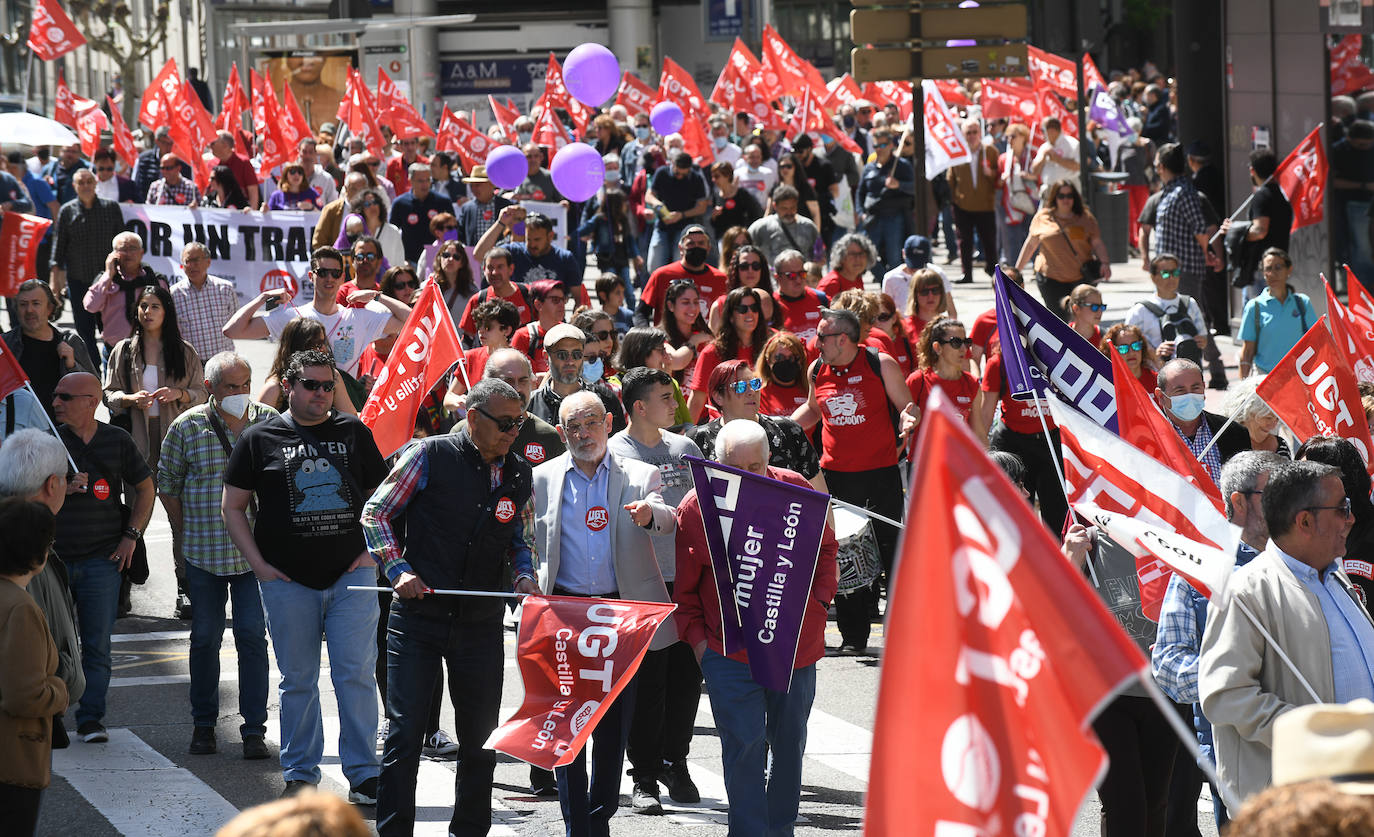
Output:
top-left (994, 270), bottom-right (1119, 433)
top-left (1089, 87), bottom-right (1133, 138)
top-left (993, 266), bottom-right (1045, 400)
top-left (685, 455), bottom-right (827, 692)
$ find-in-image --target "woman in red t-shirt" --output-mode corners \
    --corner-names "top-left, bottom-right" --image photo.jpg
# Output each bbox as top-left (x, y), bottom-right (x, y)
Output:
top-left (709, 244), bottom-right (780, 333)
top-left (817, 232), bottom-right (878, 299)
top-left (1101, 322), bottom-right (1160, 394)
top-left (757, 331), bottom-right (811, 417)
top-left (689, 287), bottom-right (771, 421)
top-left (1065, 283), bottom-right (1104, 347)
top-left (659, 279), bottom-right (712, 383)
top-left (903, 268), bottom-right (952, 345)
top-left (868, 293), bottom-right (916, 377)
top-left (905, 318), bottom-right (978, 461)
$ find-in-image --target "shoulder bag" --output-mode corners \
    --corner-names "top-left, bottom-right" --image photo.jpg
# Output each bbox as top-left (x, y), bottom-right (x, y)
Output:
top-left (1050, 214), bottom-right (1102, 283)
top-left (75, 433), bottom-right (149, 584)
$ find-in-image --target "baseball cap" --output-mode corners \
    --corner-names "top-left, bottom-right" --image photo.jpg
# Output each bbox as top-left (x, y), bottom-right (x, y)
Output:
top-left (903, 235), bottom-right (932, 269)
top-left (544, 323), bottom-right (588, 348)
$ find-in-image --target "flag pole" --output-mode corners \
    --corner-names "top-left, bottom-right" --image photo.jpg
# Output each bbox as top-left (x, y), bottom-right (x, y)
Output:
top-left (1234, 598), bottom-right (1322, 703)
top-left (828, 496), bottom-right (903, 530)
top-left (1195, 391), bottom-right (1253, 462)
top-left (24, 381), bottom-right (80, 474)
top-left (1035, 397), bottom-right (1098, 584)
top-left (1136, 672), bottom-right (1243, 817)
top-left (349, 585), bottom-right (527, 599)
top-left (21, 52), bottom-right (33, 114)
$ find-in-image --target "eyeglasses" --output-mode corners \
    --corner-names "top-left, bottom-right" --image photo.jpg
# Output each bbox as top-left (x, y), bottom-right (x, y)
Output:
top-left (939, 337), bottom-right (971, 349)
top-left (1261, 264), bottom-right (1287, 273)
top-left (53, 392), bottom-right (93, 401)
top-left (1156, 269), bottom-right (1180, 279)
top-left (393, 279), bottom-right (419, 290)
top-left (845, 250), bottom-right (867, 259)
top-left (544, 296), bottom-right (566, 306)
top-left (551, 349), bottom-right (584, 362)
top-left (1079, 302), bottom-right (1108, 312)
top-left (314, 267), bottom-right (344, 279)
top-left (778, 270), bottom-right (805, 280)
top-left (1114, 340), bottom-right (1144, 354)
top-left (1306, 498), bottom-right (1354, 518)
top-left (295, 378), bottom-right (336, 392)
top-left (738, 261), bottom-right (763, 270)
top-left (917, 286), bottom-right (942, 297)
top-left (354, 251), bottom-right (379, 262)
top-left (473, 406), bottom-right (526, 433)
top-left (725, 377), bottom-right (763, 395)
top-left (735, 303), bottom-right (760, 314)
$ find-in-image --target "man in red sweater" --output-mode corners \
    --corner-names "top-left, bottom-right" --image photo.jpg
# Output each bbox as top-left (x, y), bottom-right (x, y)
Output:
top-left (673, 419), bottom-right (837, 836)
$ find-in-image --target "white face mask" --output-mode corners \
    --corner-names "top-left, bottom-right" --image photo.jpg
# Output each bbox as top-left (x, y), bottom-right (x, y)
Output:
top-left (218, 393), bottom-right (251, 419)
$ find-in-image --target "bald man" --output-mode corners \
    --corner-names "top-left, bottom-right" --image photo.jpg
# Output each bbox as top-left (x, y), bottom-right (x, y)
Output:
top-left (53, 371), bottom-right (156, 744)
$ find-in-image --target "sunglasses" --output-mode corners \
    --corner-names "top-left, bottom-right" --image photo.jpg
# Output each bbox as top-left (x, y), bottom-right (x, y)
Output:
top-left (874, 142), bottom-right (890, 149)
top-left (778, 164), bottom-right (794, 169)
top-left (735, 303), bottom-right (760, 314)
top-left (1055, 192), bottom-right (1075, 200)
top-left (359, 199), bottom-right (380, 208)
top-left (725, 377), bottom-right (764, 395)
top-left (917, 286), bottom-right (942, 297)
top-left (939, 337), bottom-right (971, 349)
top-left (778, 270), bottom-right (805, 280)
top-left (1079, 302), bottom-right (1108, 312)
top-left (590, 329), bottom-right (613, 342)
top-left (1156, 269), bottom-right (1180, 279)
top-left (354, 252), bottom-right (379, 262)
top-left (876, 311), bottom-right (894, 322)
top-left (314, 267), bottom-right (344, 279)
top-left (393, 279), bottom-right (419, 290)
top-left (738, 261), bottom-right (763, 270)
top-left (551, 349), bottom-right (584, 362)
top-left (1114, 340), bottom-right (1144, 354)
top-left (53, 392), bottom-right (92, 401)
top-left (296, 378), bottom-right (336, 392)
top-left (474, 405), bottom-right (526, 433)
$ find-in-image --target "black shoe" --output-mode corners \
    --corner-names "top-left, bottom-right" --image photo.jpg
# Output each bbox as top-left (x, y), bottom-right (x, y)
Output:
top-left (52, 715), bottom-right (69, 750)
top-left (530, 765), bottom-right (558, 797)
top-left (117, 591), bottom-right (132, 619)
top-left (175, 593), bottom-right (193, 620)
top-left (631, 779), bottom-right (664, 814)
top-left (956, 274), bottom-right (974, 284)
top-left (77, 720), bottom-right (108, 743)
top-left (281, 779), bottom-right (314, 798)
top-left (1209, 378), bottom-right (1229, 391)
top-left (242, 734), bottom-right (269, 760)
top-left (660, 760), bottom-right (700, 804)
top-left (189, 726), bottom-right (216, 755)
top-left (348, 776), bottom-right (379, 805)
top-left (837, 644), bottom-right (867, 656)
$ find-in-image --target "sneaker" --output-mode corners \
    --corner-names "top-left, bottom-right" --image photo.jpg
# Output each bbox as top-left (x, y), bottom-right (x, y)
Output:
top-left (189, 726), bottom-right (217, 755)
top-left (376, 718), bottom-right (389, 754)
top-left (530, 765), bottom-right (558, 797)
top-left (77, 721), bottom-right (108, 743)
top-left (423, 729), bottom-right (459, 756)
top-left (175, 593), bottom-right (193, 620)
top-left (660, 760), bottom-right (700, 804)
top-left (281, 779), bottom-right (314, 798)
top-left (348, 776), bottom-right (379, 805)
top-left (242, 734), bottom-right (269, 760)
top-left (631, 779), bottom-right (664, 814)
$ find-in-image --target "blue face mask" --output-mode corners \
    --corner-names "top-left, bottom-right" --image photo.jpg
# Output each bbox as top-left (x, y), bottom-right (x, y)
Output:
top-left (635, 126), bottom-right (650, 141)
top-left (713, 135), bottom-right (728, 150)
top-left (1168, 392), bottom-right (1206, 422)
top-left (582, 357), bottom-right (604, 383)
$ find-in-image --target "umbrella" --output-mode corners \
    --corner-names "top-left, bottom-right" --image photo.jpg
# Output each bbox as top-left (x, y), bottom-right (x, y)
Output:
top-left (0, 113), bottom-right (79, 147)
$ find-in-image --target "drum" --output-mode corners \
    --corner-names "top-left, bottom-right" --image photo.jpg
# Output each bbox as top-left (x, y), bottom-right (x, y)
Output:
top-left (833, 506), bottom-right (881, 596)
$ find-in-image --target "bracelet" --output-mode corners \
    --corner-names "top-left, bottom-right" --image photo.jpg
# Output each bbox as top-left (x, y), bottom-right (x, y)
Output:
top-left (123, 526), bottom-right (142, 540)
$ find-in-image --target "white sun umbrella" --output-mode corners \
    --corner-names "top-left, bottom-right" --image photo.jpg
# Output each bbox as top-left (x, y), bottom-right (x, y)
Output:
top-left (0, 113), bottom-right (79, 147)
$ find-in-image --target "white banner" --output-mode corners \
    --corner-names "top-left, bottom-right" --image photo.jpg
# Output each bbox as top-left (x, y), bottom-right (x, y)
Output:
top-left (119, 205), bottom-right (321, 304)
top-left (518, 199), bottom-right (570, 251)
top-left (922, 79), bottom-right (972, 180)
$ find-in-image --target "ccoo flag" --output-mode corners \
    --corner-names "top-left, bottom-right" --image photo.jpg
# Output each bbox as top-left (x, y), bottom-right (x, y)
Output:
top-left (685, 455), bottom-right (828, 692)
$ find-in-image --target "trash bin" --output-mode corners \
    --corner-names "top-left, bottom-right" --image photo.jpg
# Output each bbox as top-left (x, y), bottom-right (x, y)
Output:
top-left (1091, 172), bottom-right (1130, 264)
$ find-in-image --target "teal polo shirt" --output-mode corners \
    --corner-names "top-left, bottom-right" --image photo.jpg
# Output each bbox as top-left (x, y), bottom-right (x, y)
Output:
top-left (1239, 288), bottom-right (1313, 373)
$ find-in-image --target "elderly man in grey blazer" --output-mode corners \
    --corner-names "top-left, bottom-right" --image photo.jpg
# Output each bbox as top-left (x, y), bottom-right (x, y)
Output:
top-left (530, 389), bottom-right (677, 837)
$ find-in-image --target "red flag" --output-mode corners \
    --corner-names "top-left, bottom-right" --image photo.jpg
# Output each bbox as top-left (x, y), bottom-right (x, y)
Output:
top-left (866, 390), bottom-right (1144, 836)
top-left (1331, 36), bottom-right (1374, 97)
top-left (0, 212), bottom-right (53, 298)
top-left (1082, 53), bottom-right (1108, 92)
top-left (980, 78), bottom-right (1038, 123)
top-left (710, 59), bottom-right (746, 112)
top-left (1047, 396), bottom-right (1237, 621)
top-left (736, 74), bottom-right (788, 133)
top-left (486, 595), bottom-right (676, 771)
top-left (106, 96), bottom-right (137, 170)
top-left (933, 79), bottom-right (970, 107)
top-left (27, 0), bottom-right (85, 61)
top-left (75, 108), bottom-right (106, 159)
top-left (658, 57), bottom-right (708, 118)
top-left (436, 106), bottom-right (493, 173)
top-left (1257, 316), bottom-right (1374, 474)
top-left (762, 24), bottom-right (817, 98)
top-left (1325, 274), bottom-right (1374, 384)
top-left (139, 58), bottom-right (180, 131)
top-left (279, 83), bottom-right (314, 152)
top-left (250, 69), bottom-right (289, 179)
top-left (860, 81), bottom-right (887, 107)
top-left (54, 72), bottom-right (75, 127)
top-left (489, 95), bottom-right (521, 144)
top-left (0, 324), bottom-right (28, 400)
top-left (1028, 46), bottom-right (1078, 99)
top-left (340, 67), bottom-right (386, 157)
top-left (531, 95), bottom-right (570, 159)
top-left (875, 80), bottom-right (914, 121)
top-left (1033, 82), bottom-right (1078, 141)
top-left (542, 54), bottom-right (590, 137)
top-left (788, 86), bottom-right (862, 155)
top-left (215, 64), bottom-right (250, 136)
top-left (821, 73), bottom-right (863, 111)
top-left (172, 76), bottom-right (216, 153)
top-left (377, 68), bottom-right (435, 140)
top-left (615, 72), bottom-right (657, 119)
top-left (1273, 124), bottom-right (1327, 232)
top-left (360, 280), bottom-right (464, 459)
top-left (1348, 272), bottom-right (1374, 327)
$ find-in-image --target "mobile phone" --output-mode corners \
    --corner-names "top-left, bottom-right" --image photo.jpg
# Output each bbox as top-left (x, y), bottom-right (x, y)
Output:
top-left (265, 297), bottom-right (281, 311)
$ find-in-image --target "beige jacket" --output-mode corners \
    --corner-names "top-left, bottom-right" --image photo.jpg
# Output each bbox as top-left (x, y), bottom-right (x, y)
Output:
top-left (0, 579), bottom-right (68, 788)
top-left (1198, 546), bottom-right (1369, 807)
top-left (104, 336), bottom-right (207, 470)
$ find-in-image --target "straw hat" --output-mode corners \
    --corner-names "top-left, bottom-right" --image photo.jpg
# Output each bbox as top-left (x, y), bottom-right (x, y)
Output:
top-left (461, 165), bottom-right (491, 184)
top-left (1272, 699), bottom-right (1374, 794)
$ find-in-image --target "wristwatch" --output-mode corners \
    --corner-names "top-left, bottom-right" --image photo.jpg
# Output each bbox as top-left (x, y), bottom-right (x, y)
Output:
top-left (123, 526), bottom-right (142, 540)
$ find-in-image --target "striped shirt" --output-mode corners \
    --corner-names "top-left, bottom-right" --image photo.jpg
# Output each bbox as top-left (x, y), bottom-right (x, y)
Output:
top-left (1173, 415), bottom-right (1223, 485)
top-left (156, 401), bottom-right (279, 575)
top-left (171, 276), bottom-right (238, 362)
top-left (146, 178), bottom-right (201, 207)
top-left (1155, 177), bottom-right (1208, 275)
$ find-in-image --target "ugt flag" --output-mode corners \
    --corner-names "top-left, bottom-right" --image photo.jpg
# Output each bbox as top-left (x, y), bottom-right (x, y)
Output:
top-left (0, 212), bottom-right (53, 297)
top-left (360, 280), bottom-right (462, 459)
top-left (866, 389), bottom-right (1145, 836)
top-left (685, 455), bottom-right (828, 692)
top-left (1325, 272), bottom-right (1374, 385)
top-left (487, 595), bottom-right (675, 771)
top-left (27, 0), bottom-right (85, 61)
top-left (1274, 124), bottom-right (1327, 232)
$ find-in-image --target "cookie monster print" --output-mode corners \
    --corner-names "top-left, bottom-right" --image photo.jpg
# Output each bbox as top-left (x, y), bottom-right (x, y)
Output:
top-left (292, 457), bottom-right (348, 512)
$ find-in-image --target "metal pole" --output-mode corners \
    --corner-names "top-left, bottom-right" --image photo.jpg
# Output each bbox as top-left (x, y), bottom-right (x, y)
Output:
top-left (911, 77), bottom-right (929, 238)
top-left (20, 51), bottom-right (32, 113)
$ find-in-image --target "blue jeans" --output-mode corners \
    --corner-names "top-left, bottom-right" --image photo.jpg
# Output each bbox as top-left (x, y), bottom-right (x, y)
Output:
top-left (863, 213), bottom-right (906, 279)
top-left (258, 566), bottom-right (379, 785)
top-left (555, 678), bottom-right (638, 837)
top-left (186, 564), bottom-right (268, 736)
top-left (700, 651), bottom-right (817, 837)
top-left (377, 601), bottom-right (503, 837)
top-left (647, 222), bottom-right (686, 274)
top-left (67, 554), bottom-right (122, 726)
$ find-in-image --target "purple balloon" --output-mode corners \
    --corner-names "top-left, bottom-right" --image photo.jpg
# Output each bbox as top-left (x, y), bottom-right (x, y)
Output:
top-left (564, 43), bottom-right (621, 108)
top-left (650, 101), bottom-right (683, 136)
top-left (550, 143), bottom-right (605, 203)
top-left (486, 144), bottom-right (526, 191)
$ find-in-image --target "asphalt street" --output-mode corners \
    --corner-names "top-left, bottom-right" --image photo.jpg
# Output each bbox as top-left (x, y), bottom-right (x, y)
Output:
top-left (31, 248), bottom-right (1227, 836)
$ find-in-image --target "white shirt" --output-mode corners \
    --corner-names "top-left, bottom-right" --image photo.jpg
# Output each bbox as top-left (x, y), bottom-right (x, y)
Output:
top-left (713, 142), bottom-right (742, 166)
top-left (1038, 134), bottom-right (1081, 190)
top-left (263, 302), bottom-right (393, 377)
top-left (1124, 293), bottom-right (1206, 351)
top-left (881, 264), bottom-right (951, 313)
top-left (95, 176), bottom-right (120, 202)
top-left (309, 169), bottom-right (339, 204)
top-left (734, 162), bottom-right (777, 201)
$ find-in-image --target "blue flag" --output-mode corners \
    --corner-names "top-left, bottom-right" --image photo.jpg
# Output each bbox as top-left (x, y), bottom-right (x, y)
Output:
top-left (686, 455), bottom-right (827, 692)
top-left (992, 269), bottom-right (1119, 433)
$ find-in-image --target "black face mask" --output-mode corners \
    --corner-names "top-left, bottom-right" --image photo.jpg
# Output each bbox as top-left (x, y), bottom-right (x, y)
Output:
top-left (842, 114), bottom-right (856, 129)
top-left (770, 357), bottom-right (800, 384)
top-left (683, 246), bottom-right (709, 268)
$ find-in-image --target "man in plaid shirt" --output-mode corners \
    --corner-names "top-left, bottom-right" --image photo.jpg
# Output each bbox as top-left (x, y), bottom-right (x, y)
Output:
top-left (157, 352), bottom-right (278, 759)
top-left (1151, 451), bottom-right (1281, 827)
top-left (146, 153), bottom-right (202, 207)
top-left (170, 242), bottom-right (237, 362)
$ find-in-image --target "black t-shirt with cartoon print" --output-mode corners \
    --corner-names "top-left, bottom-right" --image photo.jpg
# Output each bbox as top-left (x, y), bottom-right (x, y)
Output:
top-left (225, 412), bottom-right (387, 589)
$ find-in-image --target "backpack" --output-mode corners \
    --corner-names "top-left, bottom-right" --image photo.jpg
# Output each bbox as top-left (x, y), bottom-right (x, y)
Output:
top-left (1139, 295), bottom-right (1201, 363)
top-left (1253, 293), bottom-right (1309, 345)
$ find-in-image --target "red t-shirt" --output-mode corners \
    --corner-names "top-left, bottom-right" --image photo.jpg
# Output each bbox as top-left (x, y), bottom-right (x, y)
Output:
top-left (865, 330), bottom-right (914, 377)
top-left (386, 154), bottom-right (429, 195)
top-left (774, 288), bottom-right (827, 342)
top-left (970, 308), bottom-right (999, 355)
top-left (689, 341), bottom-right (756, 393)
top-left (906, 368), bottom-right (978, 419)
top-left (1136, 365), bottom-right (1159, 394)
top-left (813, 349), bottom-right (898, 472)
top-left (459, 345), bottom-right (492, 386)
top-left (220, 152), bottom-right (259, 194)
top-left (904, 315), bottom-right (930, 342)
top-left (642, 263), bottom-right (728, 322)
top-left (458, 284), bottom-right (532, 336)
top-left (817, 270), bottom-right (863, 300)
top-left (759, 380), bottom-right (809, 417)
top-left (981, 351), bottom-right (1055, 435)
top-left (510, 322), bottom-right (553, 374)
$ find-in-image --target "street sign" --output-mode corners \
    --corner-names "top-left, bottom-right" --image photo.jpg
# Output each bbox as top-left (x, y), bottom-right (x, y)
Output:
top-left (850, 6), bottom-right (1028, 44)
top-left (851, 43), bottom-right (1029, 82)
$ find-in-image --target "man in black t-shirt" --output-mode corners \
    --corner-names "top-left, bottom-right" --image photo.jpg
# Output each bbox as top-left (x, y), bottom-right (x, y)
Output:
top-left (647, 151), bottom-right (711, 272)
top-left (1223, 148), bottom-right (1293, 303)
top-left (223, 349), bottom-right (388, 803)
top-left (792, 133), bottom-right (840, 247)
top-left (53, 372), bottom-right (156, 744)
top-left (2, 279), bottom-right (97, 417)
